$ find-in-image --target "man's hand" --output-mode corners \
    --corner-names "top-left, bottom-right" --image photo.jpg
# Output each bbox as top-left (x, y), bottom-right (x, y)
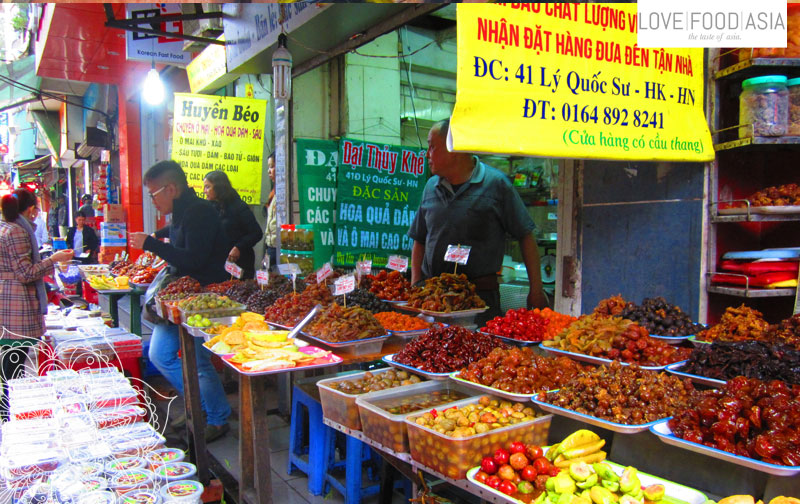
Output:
top-left (129, 232), bottom-right (149, 250)
top-left (228, 246), bottom-right (241, 262)
top-left (527, 289), bottom-right (547, 310)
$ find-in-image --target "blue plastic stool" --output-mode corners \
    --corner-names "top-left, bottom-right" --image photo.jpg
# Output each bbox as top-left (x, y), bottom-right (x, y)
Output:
top-left (287, 384), bottom-right (328, 495)
top-left (323, 430), bottom-right (381, 504)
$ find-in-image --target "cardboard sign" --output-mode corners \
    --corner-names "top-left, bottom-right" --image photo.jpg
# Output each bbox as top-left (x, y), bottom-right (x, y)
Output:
top-left (334, 275), bottom-right (356, 296)
top-left (256, 270), bottom-right (270, 287)
top-left (278, 263), bottom-right (302, 276)
top-left (386, 255), bottom-right (409, 273)
top-left (316, 262), bottom-right (333, 284)
top-left (225, 261), bottom-right (243, 279)
top-left (444, 245), bottom-right (472, 265)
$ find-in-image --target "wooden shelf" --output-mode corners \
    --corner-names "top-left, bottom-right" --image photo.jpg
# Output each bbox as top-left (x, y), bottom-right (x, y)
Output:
top-left (714, 136), bottom-right (800, 152)
top-left (714, 57), bottom-right (800, 80)
top-left (707, 285), bottom-right (796, 298)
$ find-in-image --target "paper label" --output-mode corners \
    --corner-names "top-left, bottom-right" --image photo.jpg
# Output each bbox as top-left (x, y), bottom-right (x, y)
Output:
top-left (356, 260), bottom-right (372, 276)
top-left (256, 270), bottom-right (270, 287)
top-left (333, 275), bottom-right (356, 296)
top-left (316, 262), bottom-right (333, 284)
top-left (225, 261), bottom-right (243, 279)
top-left (444, 245), bottom-right (471, 265)
top-left (386, 255), bottom-right (409, 273)
top-left (278, 263), bottom-right (302, 276)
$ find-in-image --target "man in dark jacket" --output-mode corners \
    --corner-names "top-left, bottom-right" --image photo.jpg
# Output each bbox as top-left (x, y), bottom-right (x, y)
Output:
top-left (129, 160), bottom-right (232, 442)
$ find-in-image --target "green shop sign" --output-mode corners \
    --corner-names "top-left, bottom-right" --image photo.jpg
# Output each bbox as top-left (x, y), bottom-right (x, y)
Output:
top-left (296, 139), bottom-right (337, 268)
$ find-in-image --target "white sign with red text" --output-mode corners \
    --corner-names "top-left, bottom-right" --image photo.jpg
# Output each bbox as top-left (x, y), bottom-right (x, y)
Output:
top-left (386, 255), bottom-right (408, 273)
top-left (333, 275), bottom-right (356, 296)
top-left (225, 261), bottom-right (243, 279)
top-left (444, 245), bottom-right (471, 265)
top-left (256, 270), bottom-right (270, 287)
top-left (125, 3), bottom-right (192, 65)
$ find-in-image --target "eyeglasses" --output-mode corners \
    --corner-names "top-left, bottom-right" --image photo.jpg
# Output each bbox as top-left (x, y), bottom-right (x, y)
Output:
top-left (148, 186), bottom-right (167, 200)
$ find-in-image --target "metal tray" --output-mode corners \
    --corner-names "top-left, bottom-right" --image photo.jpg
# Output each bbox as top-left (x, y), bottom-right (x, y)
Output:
top-left (395, 304), bottom-right (489, 318)
top-left (95, 288), bottom-right (132, 295)
top-left (301, 330), bottom-right (391, 350)
top-left (265, 320), bottom-right (293, 330)
top-left (387, 328), bottom-right (430, 338)
top-left (180, 323), bottom-right (206, 338)
top-left (448, 372), bottom-right (539, 402)
top-left (478, 331), bottom-right (542, 347)
top-left (649, 333), bottom-right (693, 345)
top-left (649, 420), bottom-right (800, 477)
top-left (129, 281), bottom-right (152, 290)
top-left (219, 346), bottom-right (343, 376)
top-left (531, 391), bottom-right (670, 434)
top-left (719, 205), bottom-right (800, 215)
top-left (539, 345), bottom-right (684, 371)
top-left (665, 362), bottom-right (727, 388)
top-left (381, 353), bottom-right (452, 380)
top-left (380, 299), bottom-right (409, 305)
top-left (686, 335), bottom-right (712, 347)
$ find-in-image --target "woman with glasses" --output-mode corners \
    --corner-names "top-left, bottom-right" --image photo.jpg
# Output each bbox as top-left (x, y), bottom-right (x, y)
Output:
top-left (0, 188), bottom-right (73, 419)
top-left (203, 171), bottom-right (262, 279)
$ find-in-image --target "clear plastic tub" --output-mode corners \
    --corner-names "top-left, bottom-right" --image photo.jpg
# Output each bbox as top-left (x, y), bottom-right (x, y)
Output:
top-left (60, 414), bottom-right (99, 446)
top-left (7, 377), bottom-right (53, 395)
top-left (739, 75), bottom-right (789, 137)
top-left (1, 450), bottom-right (66, 479)
top-left (58, 393), bottom-right (90, 416)
top-left (318, 369), bottom-right (425, 430)
top-left (145, 448), bottom-right (185, 471)
top-left (355, 381), bottom-right (473, 453)
top-left (109, 470), bottom-right (155, 496)
top-left (2, 418), bottom-right (58, 445)
top-left (75, 462), bottom-right (105, 479)
top-left (159, 480), bottom-right (203, 504)
top-left (91, 386), bottom-right (138, 410)
top-left (10, 397), bottom-right (55, 420)
top-left (106, 457), bottom-right (149, 475)
top-left (78, 490), bottom-right (118, 504)
top-left (405, 397), bottom-right (552, 479)
top-left (155, 462), bottom-right (197, 483)
top-left (120, 489), bottom-right (161, 504)
top-left (178, 294), bottom-right (246, 323)
top-left (93, 406), bottom-right (147, 430)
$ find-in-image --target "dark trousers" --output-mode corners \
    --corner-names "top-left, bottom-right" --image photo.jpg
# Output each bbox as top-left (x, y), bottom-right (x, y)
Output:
top-left (1, 345), bottom-right (30, 421)
top-left (475, 289), bottom-right (502, 327)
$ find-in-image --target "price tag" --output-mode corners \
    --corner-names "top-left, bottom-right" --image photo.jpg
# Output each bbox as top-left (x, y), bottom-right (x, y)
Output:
top-left (225, 261), bottom-right (243, 279)
top-left (356, 260), bottom-right (372, 277)
top-left (316, 262), bottom-right (333, 284)
top-left (386, 255), bottom-right (408, 273)
top-left (256, 270), bottom-right (271, 287)
top-left (278, 263), bottom-right (302, 276)
top-left (333, 275), bottom-right (356, 296)
top-left (444, 244), bottom-right (471, 265)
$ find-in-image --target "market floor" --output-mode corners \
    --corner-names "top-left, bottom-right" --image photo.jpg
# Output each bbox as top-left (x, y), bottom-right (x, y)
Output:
top-left (148, 374), bottom-right (411, 504)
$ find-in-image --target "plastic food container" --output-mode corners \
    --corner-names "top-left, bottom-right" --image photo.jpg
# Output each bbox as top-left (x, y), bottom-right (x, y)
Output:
top-left (106, 457), bottom-right (149, 475)
top-left (145, 448), bottom-right (185, 470)
top-left (318, 369), bottom-right (425, 430)
top-left (91, 387), bottom-right (138, 410)
top-left (155, 462), bottom-right (197, 483)
top-left (120, 489), bottom-right (160, 504)
top-left (110, 470), bottom-right (155, 495)
top-left (159, 480), bottom-right (203, 504)
top-left (355, 381), bottom-right (473, 453)
top-left (739, 75), bottom-right (789, 138)
top-left (78, 490), bottom-right (118, 504)
top-left (405, 397), bottom-right (553, 479)
top-left (93, 406), bottom-right (147, 430)
top-left (7, 377), bottom-right (53, 395)
top-left (2, 418), bottom-right (58, 444)
top-left (10, 398), bottom-right (55, 420)
top-left (1, 450), bottom-right (66, 479)
top-left (18, 483), bottom-right (57, 504)
top-left (76, 462), bottom-right (105, 479)
top-left (178, 294), bottom-right (246, 323)
top-left (788, 78), bottom-right (800, 135)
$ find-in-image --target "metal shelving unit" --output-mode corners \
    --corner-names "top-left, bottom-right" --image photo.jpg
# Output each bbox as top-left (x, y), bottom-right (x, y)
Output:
top-left (707, 286), bottom-right (796, 298)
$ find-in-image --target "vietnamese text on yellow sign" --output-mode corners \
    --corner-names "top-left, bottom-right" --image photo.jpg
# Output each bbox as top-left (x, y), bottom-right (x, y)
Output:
top-left (452, 4), bottom-right (714, 162)
top-left (172, 93), bottom-right (267, 204)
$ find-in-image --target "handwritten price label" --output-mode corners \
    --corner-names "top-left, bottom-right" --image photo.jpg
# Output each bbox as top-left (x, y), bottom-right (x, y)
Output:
top-left (444, 245), bottom-right (471, 265)
top-left (333, 275), bottom-right (356, 296)
top-left (278, 263), bottom-right (302, 276)
top-left (316, 262), bottom-right (333, 284)
top-left (386, 255), bottom-right (409, 273)
top-left (356, 260), bottom-right (372, 276)
top-left (225, 261), bottom-right (243, 279)
top-left (256, 270), bottom-right (271, 287)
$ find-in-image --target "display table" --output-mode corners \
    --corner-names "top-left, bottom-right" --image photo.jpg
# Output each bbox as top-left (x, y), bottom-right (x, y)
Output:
top-left (96, 289), bottom-right (144, 336)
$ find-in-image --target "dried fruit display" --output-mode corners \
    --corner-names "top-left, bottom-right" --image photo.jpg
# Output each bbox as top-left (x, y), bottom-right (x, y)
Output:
top-left (224, 280), bottom-right (260, 304)
top-left (682, 340), bottom-right (800, 385)
top-left (541, 361), bottom-right (698, 425)
top-left (406, 273), bottom-right (486, 312)
top-left (620, 297), bottom-right (705, 336)
top-left (669, 376), bottom-right (800, 466)
top-left (366, 270), bottom-right (411, 301)
top-left (264, 281), bottom-right (333, 326)
top-left (543, 315), bottom-right (691, 367)
top-left (394, 325), bottom-right (507, 373)
top-left (769, 313), bottom-right (800, 349)
top-left (592, 295), bottom-right (627, 318)
top-left (333, 288), bottom-right (391, 314)
top-left (696, 304), bottom-right (771, 343)
top-left (413, 396), bottom-right (538, 437)
top-left (327, 369), bottom-right (422, 394)
top-left (373, 312), bottom-right (431, 332)
top-left (457, 347), bottom-right (587, 394)
top-left (111, 252), bottom-right (166, 283)
top-left (538, 309), bottom-right (578, 340)
top-left (159, 276), bottom-right (202, 296)
top-left (732, 183), bottom-right (800, 207)
top-left (206, 280), bottom-right (241, 294)
top-left (307, 303), bottom-right (386, 343)
top-left (481, 308), bottom-right (549, 342)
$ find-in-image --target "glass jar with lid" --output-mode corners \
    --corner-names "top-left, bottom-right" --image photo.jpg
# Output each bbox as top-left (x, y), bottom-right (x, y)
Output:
top-left (788, 78), bottom-right (800, 135)
top-left (739, 75), bottom-right (789, 138)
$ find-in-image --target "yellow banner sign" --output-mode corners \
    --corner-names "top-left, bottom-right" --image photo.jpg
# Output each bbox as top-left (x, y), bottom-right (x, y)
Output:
top-left (171, 93), bottom-right (267, 204)
top-left (186, 36), bottom-right (235, 94)
top-left (452, 4), bottom-right (714, 162)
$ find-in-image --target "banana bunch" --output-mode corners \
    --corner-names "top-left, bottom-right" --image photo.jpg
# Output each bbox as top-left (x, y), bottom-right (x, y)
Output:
top-left (546, 429), bottom-right (607, 468)
top-left (88, 275), bottom-right (129, 291)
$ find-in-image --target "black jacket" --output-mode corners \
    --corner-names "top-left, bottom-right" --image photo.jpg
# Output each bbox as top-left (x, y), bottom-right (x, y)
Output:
top-left (214, 195), bottom-right (262, 279)
top-left (66, 226), bottom-right (99, 256)
top-left (144, 188), bottom-right (230, 285)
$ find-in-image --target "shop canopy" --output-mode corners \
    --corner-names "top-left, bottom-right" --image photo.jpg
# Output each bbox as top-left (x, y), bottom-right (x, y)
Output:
top-left (0, 56), bottom-right (41, 114)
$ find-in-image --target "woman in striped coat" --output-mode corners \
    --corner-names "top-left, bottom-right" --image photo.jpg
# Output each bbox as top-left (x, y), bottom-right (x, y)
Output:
top-left (0, 188), bottom-right (73, 419)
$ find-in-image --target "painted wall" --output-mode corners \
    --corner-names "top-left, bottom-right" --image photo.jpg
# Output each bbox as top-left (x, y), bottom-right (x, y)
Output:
top-left (580, 162), bottom-right (704, 319)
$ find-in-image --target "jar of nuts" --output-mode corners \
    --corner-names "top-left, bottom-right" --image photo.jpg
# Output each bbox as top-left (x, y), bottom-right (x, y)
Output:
top-left (788, 78), bottom-right (800, 135)
top-left (739, 75), bottom-right (789, 138)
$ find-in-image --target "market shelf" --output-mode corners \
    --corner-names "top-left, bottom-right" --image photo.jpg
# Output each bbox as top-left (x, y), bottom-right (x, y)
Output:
top-left (714, 57), bottom-right (800, 80)
top-left (707, 285), bottom-right (796, 298)
top-left (710, 213), bottom-right (800, 223)
top-left (714, 136), bottom-right (800, 152)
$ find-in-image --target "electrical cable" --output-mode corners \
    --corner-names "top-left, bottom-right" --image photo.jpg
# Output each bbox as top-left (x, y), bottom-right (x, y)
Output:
top-left (400, 27), bottom-right (422, 148)
top-left (0, 73), bottom-right (111, 119)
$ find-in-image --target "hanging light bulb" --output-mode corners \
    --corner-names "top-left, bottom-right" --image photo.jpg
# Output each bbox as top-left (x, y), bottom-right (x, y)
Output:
top-left (272, 34), bottom-right (293, 100)
top-left (142, 63), bottom-right (165, 106)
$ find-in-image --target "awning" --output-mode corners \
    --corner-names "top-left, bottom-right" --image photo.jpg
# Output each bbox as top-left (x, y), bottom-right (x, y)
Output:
top-left (15, 154), bottom-right (55, 188)
top-left (0, 55), bottom-right (41, 113)
top-left (29, 110), bottom-right (60, 161)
